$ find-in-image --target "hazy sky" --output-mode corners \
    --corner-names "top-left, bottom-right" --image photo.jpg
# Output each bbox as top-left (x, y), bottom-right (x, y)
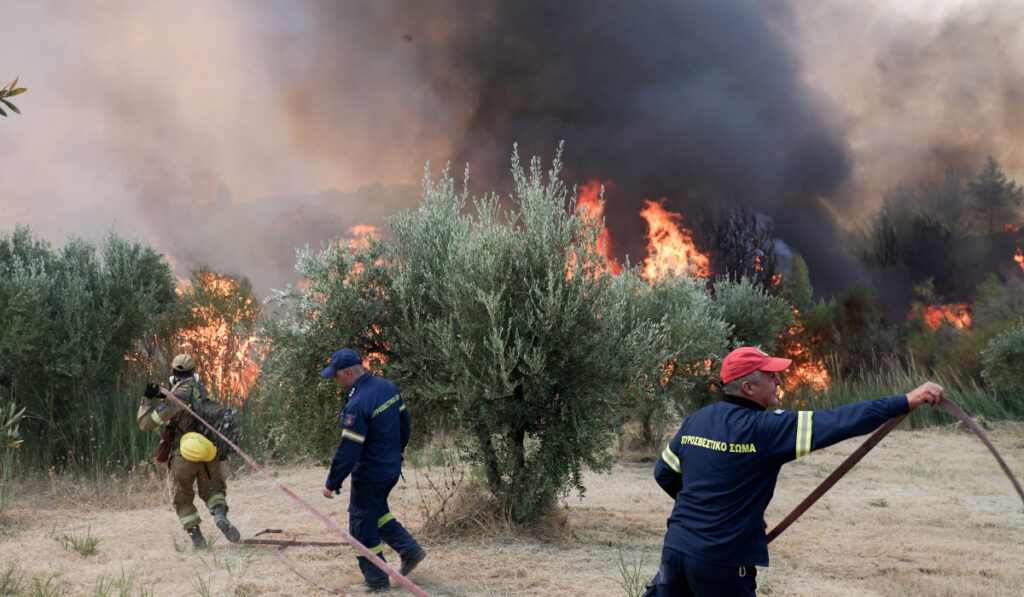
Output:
top-left (2, 0), bottom-right (1021, 296)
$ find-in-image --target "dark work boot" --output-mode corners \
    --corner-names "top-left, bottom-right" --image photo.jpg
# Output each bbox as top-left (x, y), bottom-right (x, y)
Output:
top-left (347, 583), bottom-right (391, 594)
top-left (187, 526), bottom-right (207, 551)
top-left (399, 548), bottom-right (427, 576)
top-left (211, 504), bottom-right (241, 543)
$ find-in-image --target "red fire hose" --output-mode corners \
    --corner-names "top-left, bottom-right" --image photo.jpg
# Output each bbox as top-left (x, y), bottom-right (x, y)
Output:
top-left (768, 395), bottom-right (1024, 543)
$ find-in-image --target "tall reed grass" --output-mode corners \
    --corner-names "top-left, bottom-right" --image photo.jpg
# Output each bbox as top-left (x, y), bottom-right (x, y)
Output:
top-left (787, 359), bottom-right (1024, 427)
top-left (9, 358), bottom-right (1020, 481)
top-left (10, 377), bottom-right (283, 480)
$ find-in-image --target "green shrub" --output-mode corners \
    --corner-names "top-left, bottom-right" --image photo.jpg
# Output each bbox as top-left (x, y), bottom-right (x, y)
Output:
top-left (981, 317), bottom-right (1024, 401)
top-left (0, 226), bottom-right (176, 472)
top-left (712, 275), bottom-right (793, 351)
top-left (260, 145), bottom-right (716, 522)
top-left (789, 283), bottom-right (889, 381)
top-left (0, 400), bottom-right (25, 517)
top-left (778, 253), bottom-right (813, 312)
top-left (612, 270), bottom-right (729, 449)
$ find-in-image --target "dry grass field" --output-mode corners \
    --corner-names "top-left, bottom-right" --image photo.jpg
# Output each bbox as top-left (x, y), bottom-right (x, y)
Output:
top-left (1, 422), bottom-right (1022, 596)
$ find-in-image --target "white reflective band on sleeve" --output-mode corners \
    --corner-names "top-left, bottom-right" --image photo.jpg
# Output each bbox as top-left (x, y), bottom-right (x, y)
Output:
top-left (399, 404), bottom-right (406, 412)
top-left (796, 411), bottom-right (813, 458)
top-left (661, 444), bottom-right (681, 473)
top-left (150, 410), bottom-right (165, 426)
top-left (342, 429), bottom-right (366, 444)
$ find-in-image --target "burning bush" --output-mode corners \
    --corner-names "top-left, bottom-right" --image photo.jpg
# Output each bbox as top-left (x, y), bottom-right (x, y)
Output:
top-left (902, 275), bottom-right (1024, 385)
top-left (173, 268), bottom-right (262, 404)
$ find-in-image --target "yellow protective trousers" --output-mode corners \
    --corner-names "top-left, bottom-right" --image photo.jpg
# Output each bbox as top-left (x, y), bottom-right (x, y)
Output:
top-left (169, 453), bottom-right (228, 529)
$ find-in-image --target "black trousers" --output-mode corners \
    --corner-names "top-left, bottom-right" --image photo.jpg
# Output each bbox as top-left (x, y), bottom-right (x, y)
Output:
top-left (642, 546), bottom-right (756, 597)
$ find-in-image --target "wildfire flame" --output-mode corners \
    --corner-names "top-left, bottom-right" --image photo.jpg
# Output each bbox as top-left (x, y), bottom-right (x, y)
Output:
top-left (348, 224), bottom-right (381, 248)
top-left (640, 199), bottom-right (711, 280)
top-left (1005, 224), bottom-right (1020, 233)
top-left (174, 270), bottom-right (264, 404)
top-left (1015, 247), bottom-right (1024, 274)
top-left (779, 308), bottom-right (831, 396)
top-left (338, 224), bottom-right (385, 279)
top-left (911, 303), bottom-right (972, 331)
top-left (574, 180), bottom-right (622, 276)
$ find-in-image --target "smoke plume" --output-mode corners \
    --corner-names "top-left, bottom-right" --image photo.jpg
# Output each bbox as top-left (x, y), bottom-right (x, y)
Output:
top-left (2, 0), bottom-right (1022, 299)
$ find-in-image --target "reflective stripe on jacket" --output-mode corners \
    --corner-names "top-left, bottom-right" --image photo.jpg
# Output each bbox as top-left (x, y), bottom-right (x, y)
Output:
top-left (136, 376), bottom-right (208, 452)
top-left (326, 373), bottom-right (411, 490)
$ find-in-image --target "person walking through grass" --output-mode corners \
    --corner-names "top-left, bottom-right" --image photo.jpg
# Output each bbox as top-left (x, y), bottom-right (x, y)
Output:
top-left (138, 353), bottom-right (242, 550)
top-left (320, 348), bottom-right (427, 594)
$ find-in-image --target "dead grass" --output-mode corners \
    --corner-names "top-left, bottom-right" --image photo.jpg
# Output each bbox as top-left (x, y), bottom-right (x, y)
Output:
top-left (1, 423), bottom-right (1022, 596)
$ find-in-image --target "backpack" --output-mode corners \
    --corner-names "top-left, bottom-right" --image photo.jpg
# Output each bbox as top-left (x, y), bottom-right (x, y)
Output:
top-left (190, 397), bottom-right (239, 461)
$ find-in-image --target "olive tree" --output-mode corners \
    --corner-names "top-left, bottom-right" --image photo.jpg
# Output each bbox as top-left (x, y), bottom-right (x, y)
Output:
top-left (712, 275), bottom-right (793, 350)
top-left (262, 146), bottom-right (716, 522)
top-left (613, 269), bottom-right (729, 449)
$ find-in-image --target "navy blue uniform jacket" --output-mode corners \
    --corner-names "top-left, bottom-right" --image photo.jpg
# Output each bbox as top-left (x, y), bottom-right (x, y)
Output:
top-left (654, 394), bottom-right (909, 567)
top-left (326, 373), bottom-right (410, 491)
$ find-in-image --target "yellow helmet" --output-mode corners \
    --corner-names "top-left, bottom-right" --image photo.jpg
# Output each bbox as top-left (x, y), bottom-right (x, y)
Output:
top-left (179, 432), bottom-right (217, 462)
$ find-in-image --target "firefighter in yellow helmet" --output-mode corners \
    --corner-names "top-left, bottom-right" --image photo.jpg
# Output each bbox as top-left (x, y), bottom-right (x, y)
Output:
top-left (137, 353), bottom-right (241, 550)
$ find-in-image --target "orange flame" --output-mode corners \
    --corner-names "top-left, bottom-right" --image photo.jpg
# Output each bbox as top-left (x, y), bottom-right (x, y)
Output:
top-left (640, 199), bottom-right (711, 280)
top-left (1005, 224), bottom-right (1020, 233)
top-left (1015, 247), bottom-right (1024, 274)
top-left (574, 180), bottom-right (622, 276)
top-left (174, 271), bottom-right (263, 404)
top-left (337, 224), bottom-right (385, 278)
top-left (347, 224), bottom-right (381, 251)
top-left (780, 308), bottom-right (831, 395)
top-left (911, 303), bottom-right (972, 331)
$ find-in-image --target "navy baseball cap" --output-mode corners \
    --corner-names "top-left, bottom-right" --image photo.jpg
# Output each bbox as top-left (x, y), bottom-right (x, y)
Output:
top-left (320, 349), bottom-right (362, 378)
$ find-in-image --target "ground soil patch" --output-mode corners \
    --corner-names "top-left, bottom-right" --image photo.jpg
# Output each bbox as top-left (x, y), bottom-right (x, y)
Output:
top-left (2, 423), bottom-right (1022, 596)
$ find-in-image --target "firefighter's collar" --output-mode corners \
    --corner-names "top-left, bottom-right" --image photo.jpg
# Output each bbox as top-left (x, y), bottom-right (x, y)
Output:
top-left (723, 394), bottom-right (766, 411)
top-left (347, 372), bottom-right (373, 399)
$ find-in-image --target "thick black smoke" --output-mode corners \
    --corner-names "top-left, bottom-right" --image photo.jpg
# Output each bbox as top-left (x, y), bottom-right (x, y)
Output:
top-left (8, 1), bottom-right (1023, 302)
top-left (280, 0), bottom-right (854, 293)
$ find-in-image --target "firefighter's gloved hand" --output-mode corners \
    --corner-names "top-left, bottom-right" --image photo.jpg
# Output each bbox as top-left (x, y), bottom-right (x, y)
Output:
top-left (143, 382), bottom-right (161, 398)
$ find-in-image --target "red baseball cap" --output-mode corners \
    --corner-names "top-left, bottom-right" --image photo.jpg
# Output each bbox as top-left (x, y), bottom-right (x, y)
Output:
top-left (720, 347), bottom-right (792, 384)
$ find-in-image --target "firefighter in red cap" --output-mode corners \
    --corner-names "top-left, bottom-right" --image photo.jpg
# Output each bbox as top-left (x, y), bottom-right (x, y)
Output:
top-left (642, 346), bottom-right (946, 597)
top-left (138, 353), bottom-right (241, 550)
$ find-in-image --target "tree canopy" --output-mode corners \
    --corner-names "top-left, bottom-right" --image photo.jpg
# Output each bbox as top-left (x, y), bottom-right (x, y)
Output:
top-left (259, 146), bottom-right (737, 521)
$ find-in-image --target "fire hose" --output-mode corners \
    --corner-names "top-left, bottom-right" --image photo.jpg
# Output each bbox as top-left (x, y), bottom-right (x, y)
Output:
top-left (157, 387), bottom-right (430, 596)
top-left (767, 395), bottom-right (1024, 544)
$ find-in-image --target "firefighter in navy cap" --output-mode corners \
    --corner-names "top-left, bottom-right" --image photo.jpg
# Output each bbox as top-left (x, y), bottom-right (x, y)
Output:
top-left (138, 353), bottom-right (241, 550)
top-left (642, 346), bottom-right (946, 596)
top-left (320, 348), bottom-right (426, 594)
